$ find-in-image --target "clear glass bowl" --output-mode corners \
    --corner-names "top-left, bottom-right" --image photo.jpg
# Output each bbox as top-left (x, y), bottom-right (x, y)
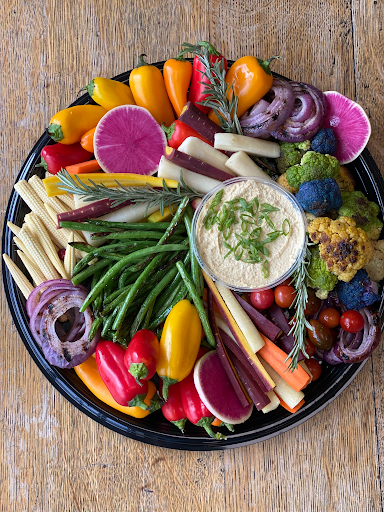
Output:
top-left (191, 176), bottom-right (308, 292)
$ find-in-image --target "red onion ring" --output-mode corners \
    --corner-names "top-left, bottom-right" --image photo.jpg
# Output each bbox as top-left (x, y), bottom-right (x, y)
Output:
top-left (270, 82), bottom-right (326, 142)
top-left (239, 79), bottom-right (295, 138)
top-left (27, 280), bottom-right (100, 368)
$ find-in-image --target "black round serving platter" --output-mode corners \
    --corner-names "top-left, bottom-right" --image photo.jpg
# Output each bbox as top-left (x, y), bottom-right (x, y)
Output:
top-left (2, 62), bottom-right (384, 450)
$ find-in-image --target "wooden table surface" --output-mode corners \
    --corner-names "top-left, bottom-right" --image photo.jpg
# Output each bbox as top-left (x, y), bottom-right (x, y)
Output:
top-left (1, 1), bottom-right (383, 511)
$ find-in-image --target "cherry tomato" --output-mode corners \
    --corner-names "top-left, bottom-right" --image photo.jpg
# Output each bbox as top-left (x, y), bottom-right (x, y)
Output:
top-left (340, 310), bottom-right (365, 333)
top-left (304, 338), bottom-right (315, 357)
top-left (250, 289), bottom-right (274, 310)
top-left (304, 289), bottom-right (321, 316)
top-left (308, 319), bottom-right (334, 350)
top-left (58, 248), bottom-right (66, 261)
top-left (305, 359), bottom-right (322, 381)
top-left (274, 285), bottom-right (296, 308)
top-left (319, 308), bottom-right (340, 329)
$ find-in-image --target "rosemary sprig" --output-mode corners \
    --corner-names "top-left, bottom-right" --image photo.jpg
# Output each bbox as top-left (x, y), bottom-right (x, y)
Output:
top-left (178, 41), bottom-right (242, 134)
top-left (55, 169), bottom-right (203, 216)
top-left (196, 47), bottom-right (242, 135)
top-left (285, 244), bottom-right (313, 371)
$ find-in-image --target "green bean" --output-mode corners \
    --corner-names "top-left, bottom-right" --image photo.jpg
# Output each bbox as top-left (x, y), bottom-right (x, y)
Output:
top-left (91, 231), bottom-right (164, 240)
top-left (130, 264), bottom-right (181, 337)
top-left (72, 242), bottom-right (158, 276)
top-left (86, 220), bottom-right (173, 230)
top-left (72, 259), bottom-right (111, 285)
top-left (184, 209), bottom-right (202, 298)
top-left (60, 221), bottom-right (124, 233)
top-left (176, 261), bottom-right (216, 347)
top-left (101, 309), bottom-right (119, 337)
top-left (142, 300), bottom-right (155, 330)
top-left (91, 269), bottom-right (104, 313)
top-left (79, 244), bottom-right (187, 312)
top-left (88, 316), bottom-right (103, 343)
top-left (147, 283), bottom-right (188, 330)
top-left (109, 198), bottom-right (190, 330)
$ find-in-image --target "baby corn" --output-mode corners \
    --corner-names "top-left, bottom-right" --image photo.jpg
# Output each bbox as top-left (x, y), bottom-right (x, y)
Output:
top-left (28, 175), bottom-right (71, 215)
top-left (64, 232), bottom-right (75, 278)
top-left (18, 225), bottom-right (60, 281)
top-left (3, 254), bottom-right (34, 299)
top-left (17, 250), bottom-right (46, 286)
top-left (14, 180), bottom-right (68, 248)
top-left (24, 212), bottom-right (69, 279)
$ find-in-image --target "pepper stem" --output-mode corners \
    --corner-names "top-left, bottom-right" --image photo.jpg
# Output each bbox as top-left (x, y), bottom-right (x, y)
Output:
top-left (47, 124), bottom-right (64, 142)
top-left (149, 392), bottom-right (163, 413)
top-left (198, 41), bottom-right (220, 56)
top-left (171, 419), bottom-right (187, 433)
top-left (136, 54), bottom-right (149, 68)
top-left (128, 392), bottom-right (149, 410)
top-left (85, 79), bottom-right (95, 98)
top-left (161, 122), bottom-right (176, 140)
top-left (160, 376), bottom-right (178, 401)
top-left (257, 56), bottom-right (281, 76)
top-left (196, 417), bottom-right (227, 440)
top-left (129, 362), bottom-right (148, 385)
top-left (35, 156), bottom-right (48, 171)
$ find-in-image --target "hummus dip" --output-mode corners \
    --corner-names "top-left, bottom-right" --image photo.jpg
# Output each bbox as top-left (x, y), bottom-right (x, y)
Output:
top-left (195, 180), bottom-right (306, 289)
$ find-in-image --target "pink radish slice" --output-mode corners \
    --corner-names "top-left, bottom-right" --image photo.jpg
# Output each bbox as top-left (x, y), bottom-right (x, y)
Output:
top-left (194, 351), bottom-right (253, 424)
top-left (322, 91), bottom-right (371, 165)
top-left (93, 105), bottom-right (166, 175)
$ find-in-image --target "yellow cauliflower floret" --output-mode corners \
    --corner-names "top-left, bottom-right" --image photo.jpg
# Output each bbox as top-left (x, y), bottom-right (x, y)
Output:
top-left (335, 166), bottom-right (355, 192)
top-left (363, 239), bottom-right (384, 282)
top-left (277, 173), bottom-right (299, 194)
top-left (308, 216), bottom-right (373, 282)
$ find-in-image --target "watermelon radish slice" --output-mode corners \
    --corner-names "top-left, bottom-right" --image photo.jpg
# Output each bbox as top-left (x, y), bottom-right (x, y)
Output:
top-left (93, 105), bottom-right (166, 174)
top-left (322, 91), bottom-right (371, 164)
top-left (194, 351), bottom-right (253, 424)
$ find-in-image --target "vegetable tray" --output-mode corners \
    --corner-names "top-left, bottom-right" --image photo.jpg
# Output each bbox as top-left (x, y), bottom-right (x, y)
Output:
top-left (2, 63), bottom-right (384, 450)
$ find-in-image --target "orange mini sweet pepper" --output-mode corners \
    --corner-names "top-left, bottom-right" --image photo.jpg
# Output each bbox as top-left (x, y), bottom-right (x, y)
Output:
top-left (129, 54), bottom-right (175, 126)
top-left (75, 356), bottom-right (161, 418)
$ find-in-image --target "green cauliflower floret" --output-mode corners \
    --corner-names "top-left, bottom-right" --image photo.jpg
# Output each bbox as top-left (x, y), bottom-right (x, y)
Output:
top-left (307, 245), bottom-right (338, 298)
top-left (338, 190), bottom-right (383, 240)
top-left (286, 151), bottom-right (340, 188)
top-left (276, 140), bottom-right (311, 174)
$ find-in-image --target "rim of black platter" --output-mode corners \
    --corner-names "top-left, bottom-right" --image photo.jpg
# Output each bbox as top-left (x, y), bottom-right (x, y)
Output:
top-left (2, 61), bottom-right (384, 450)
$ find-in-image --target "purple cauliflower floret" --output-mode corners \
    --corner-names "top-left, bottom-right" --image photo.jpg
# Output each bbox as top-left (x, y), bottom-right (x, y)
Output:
top-left (295, 178), bottom-right (343, 216)
top-left (337, 269), bottom-right (381, 310)
top-left (311, 128), bottom-right (338, 155)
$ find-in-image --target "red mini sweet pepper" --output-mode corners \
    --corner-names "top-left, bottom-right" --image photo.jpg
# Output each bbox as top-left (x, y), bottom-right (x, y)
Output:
top-left (160, 380), bottom-right (187, 433)
top-left (96, 340), bottom-right (149, 409)
top-left (37, 142), bottom-right (93, 175)
top-left (179, 347), bottom-right (225, 439)
top-left (178, 41), bottom-right (227, 114)
top-left (162, 120), bottom-right (213, 149)
top-left (124, 329), bottom-right (160, 384)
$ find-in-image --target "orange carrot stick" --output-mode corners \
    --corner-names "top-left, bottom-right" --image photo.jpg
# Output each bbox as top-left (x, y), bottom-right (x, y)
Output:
top-left (66, 159), bottom-right (102, 174)
top-left (279, 398), bottom-right (305, 413)
top-left (258, 334), bottom-right (310, 392)
top-left (212, 418), bottom-right (222, 427)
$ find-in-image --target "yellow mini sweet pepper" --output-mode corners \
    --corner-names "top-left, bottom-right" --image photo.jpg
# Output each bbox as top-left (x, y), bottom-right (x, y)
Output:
top-left (48, 105), bottom-right (107, 144)
top-left (75, 356), bottom-right (160, 418)
top-left (85, 77), bottom-right (136, 110)
top-left (156, 299), bottom-right (202, 400)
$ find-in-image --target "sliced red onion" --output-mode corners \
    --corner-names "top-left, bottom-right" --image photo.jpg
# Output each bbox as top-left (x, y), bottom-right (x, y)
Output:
top-left (240, 79), bottom-right (295, 138)
top-left (323, 343), bottom-right (343, 365)
top-left (26, 279), bottom-right (73, 317)
top-left (270, 82), bottom-right (326, 142)
top-left (27, 280), bottom-right (100, 368)
top-left (333, 308), bottom-right (381, 363)
top-left (39, 293), bottom-right (99, 368)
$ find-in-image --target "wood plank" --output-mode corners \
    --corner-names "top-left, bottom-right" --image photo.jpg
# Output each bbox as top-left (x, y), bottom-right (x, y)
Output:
top-left (352, 0), bottom-right (384, 507)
